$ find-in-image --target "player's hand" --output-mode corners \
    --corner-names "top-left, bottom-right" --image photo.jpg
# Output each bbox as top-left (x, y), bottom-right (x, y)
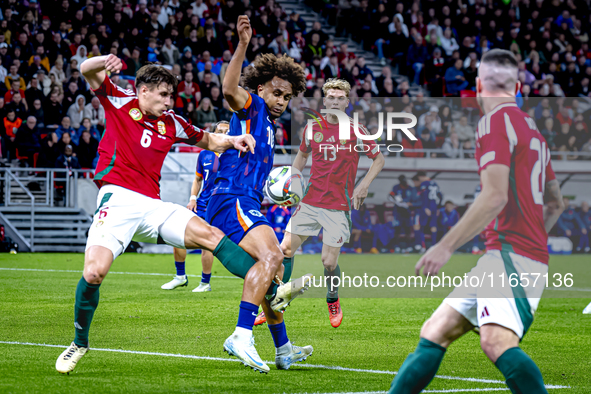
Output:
top-left (232, 134), bottom-right (256, 153)
top-left (415, 242), bottom-right (453, 277)
top-left (352, 185), bottom-right (368, 210)
top-left (425, 208), bottom-right (431, 216)
top-left (583, 228), bottom-right (588, 235)
top-left (187, 200), bottom-right (197, 212)
top-left (104, 54), bottom-right (123, 73)
top-left (566, 229), bottom-right (572, 237)
top-left (237, 15), bottom-right (252, 44)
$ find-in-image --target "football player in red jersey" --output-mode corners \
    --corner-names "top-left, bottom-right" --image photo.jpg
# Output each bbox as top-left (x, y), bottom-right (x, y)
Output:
top-left (55, 54), bottom-right (291, 375)
top-left (280, 78), bottom-right (385, 328)
top-left (388, 49), bottom-right (565, 393)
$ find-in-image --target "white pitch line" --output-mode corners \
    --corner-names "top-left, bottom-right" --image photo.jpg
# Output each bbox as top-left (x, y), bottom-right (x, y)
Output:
top-left (0, 267), bottom-right (240, 279)
top-left (0, 341), bottom-right (570, 391)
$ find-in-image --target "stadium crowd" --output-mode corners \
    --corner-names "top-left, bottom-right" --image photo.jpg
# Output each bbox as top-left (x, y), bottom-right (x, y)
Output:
top-left (1, 0), bottom-right (591, 169)
top-left (0, 0), bottom-right (586, 253)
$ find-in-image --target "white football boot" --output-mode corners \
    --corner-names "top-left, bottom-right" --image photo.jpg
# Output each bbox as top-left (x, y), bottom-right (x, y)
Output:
top-left (56, 342), bottom-right (88, 374)
top-left (223, 330), bottom-right (269, 373)
top-left (192, 282), bottom-right (212, 292)
top-left (161, 275), bottom-right (188, 290)
top-left (270, 273), bottom-right (313, 312)
top-left (275, 343), bottom-right (313, 370)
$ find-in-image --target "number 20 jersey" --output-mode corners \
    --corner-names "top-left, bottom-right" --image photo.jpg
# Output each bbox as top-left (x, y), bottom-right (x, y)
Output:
top-left (93, 76), bottom-right (203, 200)
top-left (475, 102), bottom-right (556, 264)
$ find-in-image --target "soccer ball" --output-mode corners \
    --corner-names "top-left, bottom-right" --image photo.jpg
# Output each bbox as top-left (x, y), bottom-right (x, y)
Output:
top-left (264, 166), bottom-right (306, 207)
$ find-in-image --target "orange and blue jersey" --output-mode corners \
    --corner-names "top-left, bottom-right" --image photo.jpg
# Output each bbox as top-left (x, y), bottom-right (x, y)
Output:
top-left (207, 91), bottom-right (277, 244)
top-left (212, 91), bottom-right (276, 202)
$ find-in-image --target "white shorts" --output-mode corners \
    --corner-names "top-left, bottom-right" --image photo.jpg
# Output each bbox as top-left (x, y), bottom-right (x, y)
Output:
top-left (286, 202), bottom-right (351, 247)
top-left (444, 249), bottom-right (548, 339)
top-left (86, 185), bottom-right (196, 259)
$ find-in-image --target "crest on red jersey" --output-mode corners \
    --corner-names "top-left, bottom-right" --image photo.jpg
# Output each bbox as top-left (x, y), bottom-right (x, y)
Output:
top-left (129, 108), bottom-right (142, 121)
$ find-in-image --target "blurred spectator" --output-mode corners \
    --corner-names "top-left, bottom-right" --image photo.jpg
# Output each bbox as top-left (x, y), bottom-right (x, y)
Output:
top-left (56, 132), bottom-right (76, 157)
top-left (71, 45), bottom-right (88, 66)
top-left (193, 97), bottom-right (217, 130)
top-left (442, 132), bottom-right (461, 158)
top-left (445, 59), bottom-right (468, 96)
top-left (55, 144), bottom-right (82, 174)
top-left (351, 203), bottom-right (372, 253)
top-left (44, 92), bottom-right (63, 129)
top-left (25, 75), bottom-right (44, 108)
top-left (9, 91), bottom-right (28, 118)
top-left (78, 117), bottom-right (102, 143)
top-left (578, 201), bottom-right (591, 253)
top-left (77, 130), bottom-right (99, 169)
top-left (558, 197), bottom-right (587, 251)
top-left (161, 37), bottom-right (180, 66)
top-left (28, 99), bottom-right (45, 128)
top-left (4, 64), bottom-right (25, 90)
top-left (2, 108), bottom-right (21, 160)
top-left (175, 83), bottom-right (197, 116)
top-left (67, 95), bottom-right (87, 130)
top-left (5, 79), bottom-right (25, 105)
top-left (14, 116), bottom-right (40, 167)
top-left (407, 34), bottom-right (428, 86)
top-left (84, 96), bottom-right (105, 131)
top-left (454, 115), bottom-right (474, 145)
top-left (37, 131), bottom-right (60, 168)
top-left (56, 116), bottom-right (79, 144)
top-left (438, 201), bottom-right (459, 240)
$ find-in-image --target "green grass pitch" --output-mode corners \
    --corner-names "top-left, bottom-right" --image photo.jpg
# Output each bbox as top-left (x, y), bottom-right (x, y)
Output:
top-left (0, 253), bottom-right (590, 393)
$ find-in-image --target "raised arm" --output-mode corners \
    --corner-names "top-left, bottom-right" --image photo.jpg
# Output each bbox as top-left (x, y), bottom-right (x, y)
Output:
top-left (80, 54), bottom-right (123, 90)
top-left (222, 16), bottom-right (252, 111)
top-left (543, 179), bottom-right (565, 233)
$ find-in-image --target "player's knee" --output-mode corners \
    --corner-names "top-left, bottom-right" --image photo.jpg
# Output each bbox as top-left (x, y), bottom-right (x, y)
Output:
top-left (261, 248), bottom-right (283, 271)
top-left (281, 241), bottom-right (293, 258)
top-left (480, 335), bottom-right (503, 361)
top-left (321, 257), bottom-right (337, 271)
top-left (207, 226), bottom-right (225, 248)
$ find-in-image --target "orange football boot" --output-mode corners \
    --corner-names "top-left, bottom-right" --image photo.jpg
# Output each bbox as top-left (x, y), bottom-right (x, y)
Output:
top-left (327, 299), bottom-right (343, 328)
top-left (254, 311), bottom-right (266, 326)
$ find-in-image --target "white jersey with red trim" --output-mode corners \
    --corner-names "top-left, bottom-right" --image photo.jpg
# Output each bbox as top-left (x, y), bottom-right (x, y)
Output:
top-left (93, 76), bottom-right (203, 199)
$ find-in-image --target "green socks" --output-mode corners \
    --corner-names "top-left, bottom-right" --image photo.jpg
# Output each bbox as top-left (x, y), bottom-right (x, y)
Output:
top-left (388, 338), bottom-right (446, 394)
top-left (74, 277), bottom-right (101, 348)
top-left (495, 347), bottom-right (548, 394)
top-left (326, 264), bottom-right (341, 303)
top-left (212, 236), bottom-right (256, 279)
top-left (212, 236), bottom-right (292, 298)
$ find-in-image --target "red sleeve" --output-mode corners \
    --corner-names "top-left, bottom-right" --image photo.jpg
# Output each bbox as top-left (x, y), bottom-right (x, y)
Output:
top-left (476, 111), bottom-right (514, 172)
top-left (169, 110), bottom-right (204, 145)
top-left (545, 145), bottom-right (556, 182)
top-left (299, 122), bottom-right (312, 153)
top-left (356, 122), bottom-right (380, 159)
top-left (91, 75), bottom-right (136, 110)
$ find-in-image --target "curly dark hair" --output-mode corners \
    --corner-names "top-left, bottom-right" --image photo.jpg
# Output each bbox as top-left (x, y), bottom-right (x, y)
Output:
top-left (241, 54), bottom-right (306, 96)
top-left (136, 64), bottom-right (179, 91)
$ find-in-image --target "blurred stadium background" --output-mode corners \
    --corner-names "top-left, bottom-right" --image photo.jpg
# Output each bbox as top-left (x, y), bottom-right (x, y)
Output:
top-left (0, 0), bottom-right (589, 256)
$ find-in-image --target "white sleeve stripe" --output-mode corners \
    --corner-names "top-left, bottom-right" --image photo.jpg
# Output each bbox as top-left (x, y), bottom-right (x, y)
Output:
top-left (170, 113), bottom-right (189, 139)
top-left (503, 113), bottom-right (518, 154)
top-left (480, 151), bottom-right (496, 167)
top-left (107, 95), bottom-right (135, 109)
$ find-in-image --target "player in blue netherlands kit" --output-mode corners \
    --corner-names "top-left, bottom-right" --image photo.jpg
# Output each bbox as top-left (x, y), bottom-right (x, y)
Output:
top-left (207, 15), bottom-right (311, 373)
top-left (161, 121), bottom-right (229, 292)
top-left (412, 171), bottom-right (443, 252)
